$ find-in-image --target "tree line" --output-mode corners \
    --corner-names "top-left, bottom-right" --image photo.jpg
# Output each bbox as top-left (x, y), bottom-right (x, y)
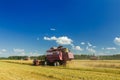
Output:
top-left (0, 54), bottom-right (120, 60)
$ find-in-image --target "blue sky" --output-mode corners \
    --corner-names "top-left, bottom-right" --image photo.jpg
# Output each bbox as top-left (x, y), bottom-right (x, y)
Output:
top-left (0, 0), bottom-right (120, 57)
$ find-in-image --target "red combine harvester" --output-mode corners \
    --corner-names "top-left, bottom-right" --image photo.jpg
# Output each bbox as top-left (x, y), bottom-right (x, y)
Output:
top-left (33, 46), bottom-right (74, 66)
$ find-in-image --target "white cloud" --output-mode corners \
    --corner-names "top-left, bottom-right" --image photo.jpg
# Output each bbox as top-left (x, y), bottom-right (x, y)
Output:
top-left (88, 42), bottom-right (92, 47)
top-left (93, 46), bottom-right (96, 48)
top-left (51, 36), bottom-right (57, 40)
top-left (1, 49), bottom-right (7, 53)
top-left (50, 28), bottom-right (56, 31)
top-left (44, 36), bottom-right (73, 45)
top-left (74, 46), bottom-right (83, 51)
top-left (44, 37), bottom-right (51, 40)
top-left (13, 48), bottom-right (25, 56)
top-left (86, 46), bottom-right (96, 53)
top-left (44, 36), bottom-right (84, 51)
top-left (13, 48), bottom-right (24, 53)
top-left (81, 42), bottom-right (85, 45)
top-left (114, 37), bottom-right (120, 45)
top-left (44, 36), bottom-right (57, 40)
top-left (0, 49), bottom-right (7, 54)
top-left (106, 47), bottom-right (116, 50)
top-left (56, 36), bottom-right (73, 45)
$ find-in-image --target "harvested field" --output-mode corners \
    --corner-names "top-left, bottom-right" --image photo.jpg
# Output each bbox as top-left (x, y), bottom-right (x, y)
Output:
top-left (0, 60), bottom-right (120, 80)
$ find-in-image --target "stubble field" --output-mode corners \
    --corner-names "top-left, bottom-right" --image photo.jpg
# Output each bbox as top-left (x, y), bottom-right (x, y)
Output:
top-left (0, 60), bottom-right (120, 80)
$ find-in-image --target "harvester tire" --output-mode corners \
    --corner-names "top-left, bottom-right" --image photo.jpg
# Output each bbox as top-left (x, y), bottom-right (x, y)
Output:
top-left (53, 62), bottom-right (57, 66)
top-left (54, 61), bottom-right (60, 66)
top-left (44, 61), bottom-right (47, 66)
top-left (56, 61), bottom-right (60, 66)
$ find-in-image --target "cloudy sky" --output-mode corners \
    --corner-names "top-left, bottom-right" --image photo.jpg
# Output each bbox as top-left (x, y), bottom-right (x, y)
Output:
top-left (0, 0), bottom-right (120, 57)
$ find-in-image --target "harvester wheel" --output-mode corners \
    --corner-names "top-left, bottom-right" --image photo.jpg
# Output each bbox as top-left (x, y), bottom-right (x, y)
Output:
top-left (54, 61), bottom-right (60, 66)
top-left (53, 62), bottom-right (57, 66)
top-left (44, 61), bottom-right (47, 66)
top-left (56, 61), bottom-right (60, 66)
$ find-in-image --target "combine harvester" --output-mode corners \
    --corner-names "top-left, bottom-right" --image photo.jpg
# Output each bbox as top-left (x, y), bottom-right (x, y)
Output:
top-left (33, 46), bottom-right (74, 66)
